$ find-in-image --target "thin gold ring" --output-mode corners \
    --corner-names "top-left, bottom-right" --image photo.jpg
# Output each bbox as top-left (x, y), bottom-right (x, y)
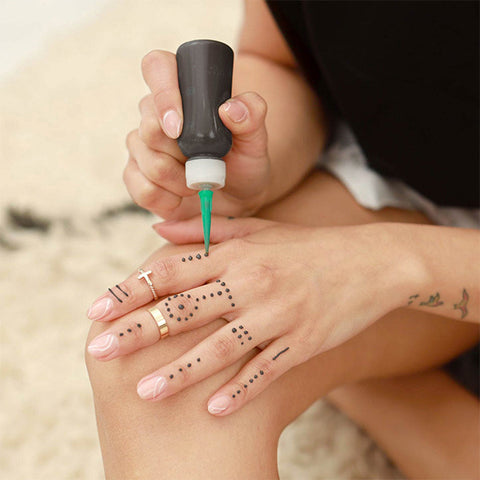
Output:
top-left (148, 307), bottom-right (169, 340)
top-left (137, 268), bottom-right (158, 301)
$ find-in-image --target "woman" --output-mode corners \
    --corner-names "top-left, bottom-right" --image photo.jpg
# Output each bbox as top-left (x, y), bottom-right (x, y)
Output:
top-left (85, 1), bottom-right (479, 478)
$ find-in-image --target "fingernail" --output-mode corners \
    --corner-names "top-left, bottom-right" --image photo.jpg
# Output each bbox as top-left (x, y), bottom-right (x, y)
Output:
top-left (87, 297), bottom-right (114, 320)
top-left (162, 110), bottom-right (182, 139)
top-left (207, 395), bottom-right (231, 415)
top-left (137, 376), bottom-right (167, 400)
top-left (222, 100), bottom-right (248, 123)
top-left (87, 334), bottom-right (119, 358)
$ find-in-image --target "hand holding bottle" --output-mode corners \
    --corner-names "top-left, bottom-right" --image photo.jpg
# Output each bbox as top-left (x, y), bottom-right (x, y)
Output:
top-left (124, 48), bottom-right (271, 220)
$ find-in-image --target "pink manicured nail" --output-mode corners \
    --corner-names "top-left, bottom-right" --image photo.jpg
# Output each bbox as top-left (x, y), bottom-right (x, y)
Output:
top-left (87, 297), bottom-right (113, 320)
top-left (87, 334), bottom-right (119, 358)
top-left (207, 395), bottom-right (231, 415)
top-left (137, 376), bottom-right (167, 400)
top-left (222, 100), bottom-right (248, 123)
top-left (162, 110), bottom-right (182, 139)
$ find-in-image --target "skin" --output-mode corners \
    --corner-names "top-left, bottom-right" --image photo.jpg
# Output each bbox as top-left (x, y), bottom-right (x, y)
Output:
top-left (86, 0), bottom-right (479, 477)
top-left (86, 172), bottom-right (479, 480)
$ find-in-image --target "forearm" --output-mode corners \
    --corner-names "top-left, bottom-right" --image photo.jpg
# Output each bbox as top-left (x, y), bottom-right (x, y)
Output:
top-left (233, 52), bottom-right (328, 205)
top-left (387, 223), bottom-right (480, 323)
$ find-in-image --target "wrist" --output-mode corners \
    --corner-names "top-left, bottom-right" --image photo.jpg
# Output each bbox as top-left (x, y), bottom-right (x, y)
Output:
top-left (373, 223), bottom-right (430, 311)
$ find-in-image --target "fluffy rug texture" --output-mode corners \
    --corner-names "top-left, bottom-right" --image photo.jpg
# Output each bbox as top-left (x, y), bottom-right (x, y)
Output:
top-left (0, 1), bottom-right (403, 478)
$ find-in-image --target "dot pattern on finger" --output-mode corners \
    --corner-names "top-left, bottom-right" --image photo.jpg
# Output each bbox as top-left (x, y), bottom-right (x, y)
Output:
top-left (161, 279), bottom-right (236, 323)
top-left (117, 323), bottom-right (142, 338)
top-left (230, 348), bottom-right (290, 399)
top-left (166, 357), bottom-right (202, 380)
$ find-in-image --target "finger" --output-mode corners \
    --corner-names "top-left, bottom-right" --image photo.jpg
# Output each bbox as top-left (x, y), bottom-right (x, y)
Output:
top-left (87, 278), bottom-right (242, 361)
top-left (218, 91), bottom-right (268, 159)
top-left (123, 155), bottom-right (182, 216)
top-left (141, 50), bottom-right (183, 139)
top-left (138, 94), bottom-right (186, 159)
top-left (207, 338), bottom-right (297, 416)
top-left (152, 215), bottom-right (275, 244)
top-left (127, 129), bottom-right (193, 197)
top-left (86, 243), bottom-right (230, 322)
top-left (135, 314), bottom-right (274, 402)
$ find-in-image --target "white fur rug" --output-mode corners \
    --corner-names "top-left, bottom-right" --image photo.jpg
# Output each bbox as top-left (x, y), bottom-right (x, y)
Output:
top-left (0, 1), bottom-right (403, 478)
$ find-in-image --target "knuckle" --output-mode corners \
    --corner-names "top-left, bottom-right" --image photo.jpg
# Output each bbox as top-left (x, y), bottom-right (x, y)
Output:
top-left (138, 116), bottom-right (160, 146)
top-left (141, 49), bottom-right (163, 73)
top-left (168, 294), bottom-right (195, 320)
top-left (151, 256), bottom-right (177, 282)
top-left (253, 357), bottom-right (274, 380)
top-left (210, 335), bottom-right (236, 360)
top-left (155, 155), bottom-right (180, 184)
top-left (134, 182), bottom-right (158, 208)
top-left (248, 264), bottom-right (275, 293)
top-left (125, 129), bottom-right (138, 151)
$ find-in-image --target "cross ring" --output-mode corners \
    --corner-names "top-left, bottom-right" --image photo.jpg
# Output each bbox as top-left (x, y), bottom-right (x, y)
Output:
top-left (137, 268), bottom-right (158, 301)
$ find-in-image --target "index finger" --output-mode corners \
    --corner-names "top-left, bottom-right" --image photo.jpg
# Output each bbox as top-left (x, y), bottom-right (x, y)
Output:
top-left (86, 244), bottom-right (229, 322)
top-left (141, 50), bottom-right (183, 139)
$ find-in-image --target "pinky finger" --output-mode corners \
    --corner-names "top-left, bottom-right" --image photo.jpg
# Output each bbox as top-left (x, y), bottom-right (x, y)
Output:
top-left (206, 339), bottom-right (296, 416)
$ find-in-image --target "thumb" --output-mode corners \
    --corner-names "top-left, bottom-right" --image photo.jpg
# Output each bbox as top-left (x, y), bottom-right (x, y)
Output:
top-left (153, 215), bottom-right (274, 245)
top-left (218, 92), bottom-right (268, 159)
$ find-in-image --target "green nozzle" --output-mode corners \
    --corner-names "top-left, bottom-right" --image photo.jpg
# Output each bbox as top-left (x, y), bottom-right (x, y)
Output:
top-left (199, 189), bottom-right (213, 254)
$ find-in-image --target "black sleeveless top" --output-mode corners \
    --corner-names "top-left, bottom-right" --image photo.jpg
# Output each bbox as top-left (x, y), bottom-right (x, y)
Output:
top-left (266, 1), bottom-right (479, 208)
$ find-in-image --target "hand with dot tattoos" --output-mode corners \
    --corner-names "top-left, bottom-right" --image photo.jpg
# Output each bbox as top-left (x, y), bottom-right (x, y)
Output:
top-left (86, 216), bottom-right (423, 416)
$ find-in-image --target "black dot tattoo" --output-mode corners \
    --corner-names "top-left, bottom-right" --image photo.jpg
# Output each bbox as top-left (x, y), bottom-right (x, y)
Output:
top-left (188, 256), bottom-right (193, 261)
top-left (127, 328), bottom-right (132, 332)
top-left (244, 331), bottom-right (248, 334)
top-left (187, 294), bottom-right (191, 298)
top-left (194, 306), bottom-right (198, 310)
top-left (249, 379), bottom-right (253, 383)
top-left (179, 368), bottom-right (183, 372)
top-left (178, 304), bottom-right (184, 310)
top-left (202, 295), bottom-right (206, 300)
top-left (241, 342), bottom-right (244, 345)
top-left (177, 317), bottom-right (181, 322)
top-left (217, 291), bottom-right (222, 296)
top-left (182, 258), bottom-right (186, 262)
top-left (221, 282), bottom-right (225, 286)
top-left (231, 303), bottom-right (235, 307)
top-left (119, 333), bottom-right (124, 336)
top-left (169, 374), bottom-right (174, 379)
top-left (232, 328), bottom-right (237, 333)
top-left (189, 313), bottom-right (193, 317)
top-left (260, 371), bottom-right (264, 375)
top-left (226, 289), bottom-right (230, 293)
top-left (187, 363), bottom-right (192, 367)
top-left (238, 335), bottom-right (242, 339)
top-left (196, 298), bottom-right (199, 302)
top-left (248, 336), bottom-right (252, 341)
top-left (216, 280), bottom-right (220, 283)
top-left (232, 394), bottom-right (236, 398)
top-left (239, 326), bottom-right (243, 329)
top-left (174, 294), bottom-right (178, 298)
top-left (180, 294), bottom-right (184, 297)
top-left (210, 293), bottom-right (214, 297)
top-left (197, 358), bottom-right (201, 362)
top-left (169, 314), bottom-right (174, 318)
top-left (237, 390), bottom-right (241, 394)
top-left (167, 308), bottom-right (171, 312)
top-left (254, 375), bottom-right (258, 379)
top-left (244, 384), bottom-right (248, 388)
top-left (185, 317), bottom-right (188, 321)
top-left (204, 252), bottom-right (209, 257)
top-left (196, 254), bottom-right (201, 259)
top-left (137, 323), bottom-right (142, 328)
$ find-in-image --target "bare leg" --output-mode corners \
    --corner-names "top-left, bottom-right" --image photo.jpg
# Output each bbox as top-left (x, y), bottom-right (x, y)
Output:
top-left (329, 371), bottom-right (480, 479)
top-left (86, 171), bottom-right (479, 479)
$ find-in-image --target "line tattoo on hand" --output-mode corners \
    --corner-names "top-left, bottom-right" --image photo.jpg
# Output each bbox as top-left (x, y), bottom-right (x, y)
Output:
top-left (453, 288), bottom-right (469, 319)
top-left (407, 294), bottom-right (419, 305)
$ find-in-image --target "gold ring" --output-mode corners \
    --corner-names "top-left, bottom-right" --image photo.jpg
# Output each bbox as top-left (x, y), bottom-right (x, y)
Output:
top-left (148, 307), bottom-right (169, 340)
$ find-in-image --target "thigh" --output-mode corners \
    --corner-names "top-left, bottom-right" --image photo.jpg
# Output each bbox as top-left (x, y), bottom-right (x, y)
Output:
top-left (87, 170), bottom-right (479, 478)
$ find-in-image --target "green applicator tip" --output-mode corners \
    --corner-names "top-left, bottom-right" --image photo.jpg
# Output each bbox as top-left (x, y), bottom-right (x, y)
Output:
top-left (198, 189), bottom-right (213, 254)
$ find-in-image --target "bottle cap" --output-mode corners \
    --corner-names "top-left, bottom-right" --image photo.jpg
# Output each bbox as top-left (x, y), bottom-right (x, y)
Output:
top-left (185, 157), bottom-right (226, 190)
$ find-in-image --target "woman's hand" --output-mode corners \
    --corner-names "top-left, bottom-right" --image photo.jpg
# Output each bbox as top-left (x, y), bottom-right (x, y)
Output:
top-left (124, 50), bottom-right (271, 220)
top-left (86, 217), bottom-right (417, 415)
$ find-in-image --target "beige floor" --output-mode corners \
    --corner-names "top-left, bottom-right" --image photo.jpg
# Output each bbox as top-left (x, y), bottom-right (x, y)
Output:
top-left (0, 1), bottom-right (403, 478)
